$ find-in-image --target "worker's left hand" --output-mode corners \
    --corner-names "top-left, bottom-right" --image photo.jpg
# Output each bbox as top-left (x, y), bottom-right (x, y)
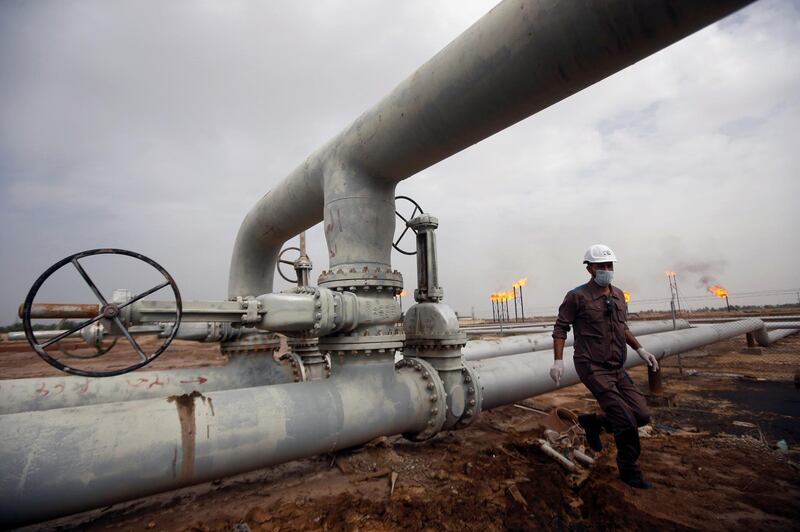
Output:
top-left (636, 347), bottom-right (659, 372)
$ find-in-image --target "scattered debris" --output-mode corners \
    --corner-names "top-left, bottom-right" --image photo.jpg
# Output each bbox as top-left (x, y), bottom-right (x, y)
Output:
top-left (507, 484), bottom-right (529, 510)
top-left (573, 448), bottom-right (595, 466)
top-left (538, 439), bottom-right (576, 472)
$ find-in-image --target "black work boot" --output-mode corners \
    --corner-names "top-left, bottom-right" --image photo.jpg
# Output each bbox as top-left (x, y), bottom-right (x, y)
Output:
top-left (578, 414), bottom-right (604, 452)
top-left (619, 470), bottom-right (654, 490)
top-left (615, 429), bottom-right (653, 489)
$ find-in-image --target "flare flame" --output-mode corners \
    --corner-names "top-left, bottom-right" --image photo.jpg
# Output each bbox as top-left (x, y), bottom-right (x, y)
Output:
top-left (707, 284), bottom-right (728, 298)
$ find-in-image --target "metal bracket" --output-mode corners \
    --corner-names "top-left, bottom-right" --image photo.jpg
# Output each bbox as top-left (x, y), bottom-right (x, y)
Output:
top-left (238, 297), bottom-right (261, 326)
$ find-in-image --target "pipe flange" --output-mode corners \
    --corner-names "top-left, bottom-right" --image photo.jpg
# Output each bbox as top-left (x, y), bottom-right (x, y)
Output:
top-left (287, 336), bottom-right (320, 350)
top-left (318, 332), bottom-right (405, 355)
top-left (318, 267), bottom-right (403, 292)
top-left (454, 364), bottom-right (482, 429)
top-left (396, 357), bottom-right (447, 441)
top-left (220, 333), bottom-right (281, 356)
top-left (405, 332), bottom-right (467, 347)
top-left (280, 351), bottom-right (307, 382)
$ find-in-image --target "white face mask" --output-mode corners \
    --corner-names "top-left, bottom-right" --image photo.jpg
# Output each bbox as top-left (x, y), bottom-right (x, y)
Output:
top-left (594, 269), bottom-right (614, 287)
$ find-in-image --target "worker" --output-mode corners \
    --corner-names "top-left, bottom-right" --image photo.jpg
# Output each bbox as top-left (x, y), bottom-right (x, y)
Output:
top-left (549, 244), bottom-right (659, 489)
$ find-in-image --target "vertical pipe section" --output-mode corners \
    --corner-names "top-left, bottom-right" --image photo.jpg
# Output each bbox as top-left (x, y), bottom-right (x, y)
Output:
top-left (0, 358), bottom-right (430, 527)
top-left (475, 319), bottom-right (767, 410)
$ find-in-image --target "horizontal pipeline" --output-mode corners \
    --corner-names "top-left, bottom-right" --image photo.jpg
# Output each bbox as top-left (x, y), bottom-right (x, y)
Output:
top-left (0, 357), bottom-right (429, 527)
top-left (0, 354), bottom-right (293, 415)
top-left (474, 318), bottom-right (774, 410)
top-left (766, 328), bottom-right (799, 344)
top-left (0, 319), bottom-right (777, 527)
top-left (463, 320), bottom-right (689, 360)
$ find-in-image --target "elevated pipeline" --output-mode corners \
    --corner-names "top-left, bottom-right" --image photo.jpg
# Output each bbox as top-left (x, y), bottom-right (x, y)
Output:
top-left (228, 0), bottom-right (753, 298)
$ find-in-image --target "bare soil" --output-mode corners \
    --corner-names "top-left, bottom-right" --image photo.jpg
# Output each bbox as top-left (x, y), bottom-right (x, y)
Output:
top-left (4, 333), bottom-right (800, 532)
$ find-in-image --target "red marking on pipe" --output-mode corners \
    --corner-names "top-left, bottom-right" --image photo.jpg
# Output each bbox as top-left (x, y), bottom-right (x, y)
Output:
top-left (79, 380), bottom-right (90, 394)
top-left (36, 383), bottom-right (49, 397)
top-left (179, 376), bottom-right (208, 385)
top-left (131, 378), bottom-right (149, 387)
top-left (148, 376), bottom-right (164, 389)
top-left (54, 384), bottom-right (65, 395)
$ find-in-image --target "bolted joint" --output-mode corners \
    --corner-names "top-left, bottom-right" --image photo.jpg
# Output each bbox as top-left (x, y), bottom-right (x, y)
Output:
top-left (396, 357), bottom-right (447, 442)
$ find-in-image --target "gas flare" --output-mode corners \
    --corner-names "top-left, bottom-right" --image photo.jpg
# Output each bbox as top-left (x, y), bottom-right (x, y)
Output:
top-left (664, 271), bottom-right (677, 277)
top-left (623, 291), bottom-right (631, 303)
top-left (506, 290), bottom-right (515, 300)
top-left (399, 289), bottom-right (407, 297)
top-left (516, 277), bottom-right (528, 287)
top-left (707, 285), bottom-right (728, 298)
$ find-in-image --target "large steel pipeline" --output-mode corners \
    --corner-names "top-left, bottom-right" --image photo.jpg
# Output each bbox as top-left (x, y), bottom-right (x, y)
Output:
top-left (765, 322), bottom-right (800, 330)
top-left (0, 354), bottom-right (293, 415)
top-left (0, 356), bottom-right (431, 527)
top-left (463, 319), bottom-right (690, 361)
top-left (229, 0), bottom-right (753, 298)
top-left (464, 325), bottom-right (556, 335)
top-left (0, 320), bottom-right (707, 415)
top-left (766, 328), bottom-right (799, 344)
top-left (0, 319), bottom-right (779, 527)
top-left (475, 318), bottom-right (771, 410)
top-left (462, 315), bottom-right (800, 333)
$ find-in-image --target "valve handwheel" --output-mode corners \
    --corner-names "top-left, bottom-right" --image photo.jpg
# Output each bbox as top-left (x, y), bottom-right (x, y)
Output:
top-left (22, 248), bottom-right (182, 377)
top-left (277, 246), bottom-right (302, 284)
top-left (393, 195), bottom-right (424, 256)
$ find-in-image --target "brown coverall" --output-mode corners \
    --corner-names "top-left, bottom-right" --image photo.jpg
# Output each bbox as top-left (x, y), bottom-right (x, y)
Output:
top-left (553, 282), bottom-right (651, 476)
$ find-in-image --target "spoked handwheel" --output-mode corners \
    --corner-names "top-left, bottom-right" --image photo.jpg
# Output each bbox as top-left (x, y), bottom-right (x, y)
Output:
top-left (393, 195), bottom-right (424, 256)
top-left (21, 249), bottom-right (182, 378)
top-left (277, 246), bottom-right (302, 283)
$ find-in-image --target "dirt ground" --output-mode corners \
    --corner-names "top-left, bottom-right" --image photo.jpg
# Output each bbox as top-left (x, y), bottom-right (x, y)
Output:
top-left (3, 331), bottom-right (800, 532)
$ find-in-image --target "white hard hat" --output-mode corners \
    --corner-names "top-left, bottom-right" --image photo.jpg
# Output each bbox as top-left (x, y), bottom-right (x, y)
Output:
top-left (583, 244), bottom-right (618, 264)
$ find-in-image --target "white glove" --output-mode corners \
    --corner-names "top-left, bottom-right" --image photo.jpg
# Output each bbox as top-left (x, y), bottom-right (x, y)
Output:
top-left (636, 347), bottom-right (659, 372)
top-left (549, 360), bottom-right (565, 385)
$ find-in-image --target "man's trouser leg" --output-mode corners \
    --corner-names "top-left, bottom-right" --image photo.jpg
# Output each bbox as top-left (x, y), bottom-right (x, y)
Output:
top-left (576, 365), bottom-right (651, 478)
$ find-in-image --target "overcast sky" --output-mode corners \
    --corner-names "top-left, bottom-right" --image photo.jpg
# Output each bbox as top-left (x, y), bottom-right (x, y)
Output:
top-left (1, 0), bottom-right (799, 326)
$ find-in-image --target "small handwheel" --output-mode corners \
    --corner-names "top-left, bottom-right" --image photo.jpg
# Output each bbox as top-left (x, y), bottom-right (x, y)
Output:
top-left (56, 319), bottom-right (118, 359)
top-left (22, 248), bottom-right (182, 378)
top-left (277, 246), bottom-right (301, 283)
top-left (393, 195), bottom-right (424, 256)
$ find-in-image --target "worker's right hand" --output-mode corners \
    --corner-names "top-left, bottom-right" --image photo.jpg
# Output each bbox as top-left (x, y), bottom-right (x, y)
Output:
top-left (549, 360), bottom-right (565, 385)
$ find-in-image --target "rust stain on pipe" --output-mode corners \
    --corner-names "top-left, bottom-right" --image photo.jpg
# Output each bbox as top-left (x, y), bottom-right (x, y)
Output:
top-left (167, 391), bottom-right (204, 482)
top-left (20, 303), bottom-right (100, 319)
